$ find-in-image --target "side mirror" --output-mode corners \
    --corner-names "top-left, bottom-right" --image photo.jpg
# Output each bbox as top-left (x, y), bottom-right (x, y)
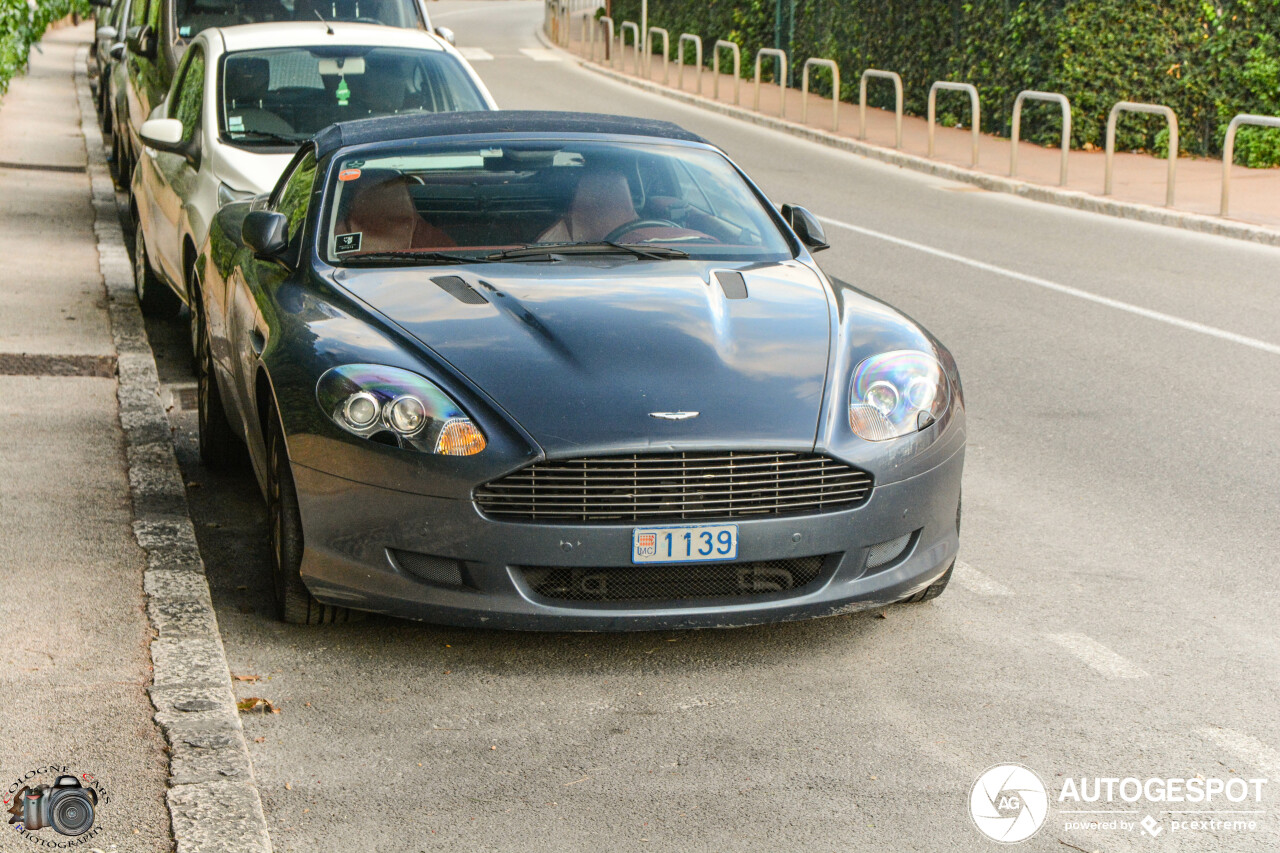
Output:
top-left (140, 117), bottom-right (183, 147)
top-left (127, 24), bottom-right (156, 60)
top-left (781, 204), bottom-right (829, 252)
top-left (434, 26), bottom-right (456, 46)
top-left (96, 25), bottom-right (118, 40)
top-left (242, 211), bottom-right (290, 261)
top-left (109, 42), bottom-right (125, 60)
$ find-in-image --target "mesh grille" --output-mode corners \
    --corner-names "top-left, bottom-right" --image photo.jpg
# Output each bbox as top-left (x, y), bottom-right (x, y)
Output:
top-left (475, 452), bottom-right (872, 523)
top-left (517, 555), bottom-right (831, 603)
top-left (865, 532), bottom-right (913, 570)
top-left (388, 549), bottom-right (465, 587)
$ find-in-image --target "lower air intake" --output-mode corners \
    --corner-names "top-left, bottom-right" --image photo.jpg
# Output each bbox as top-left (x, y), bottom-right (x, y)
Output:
top-left (864, 532), bottom-right (914, 571)
top-left (517, 555), bottom-right (832, 603)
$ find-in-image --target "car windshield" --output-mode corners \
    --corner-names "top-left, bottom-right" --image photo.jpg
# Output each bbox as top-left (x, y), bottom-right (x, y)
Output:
top-left (221, 47), bottom-right (487, 145)
top-left (323, 140), bottom-right (795, 264)
top-left (175, 0), bottom-right (420, 38)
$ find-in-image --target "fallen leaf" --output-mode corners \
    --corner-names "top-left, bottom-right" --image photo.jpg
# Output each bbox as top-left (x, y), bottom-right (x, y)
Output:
top-left (233, 674), bottom-right (261, 683)
top-left (285, 782), bottom-right (292, 790)
top-left (254, 737), bottom-right (265, 743)
top-left (237, 697), bottom-right (280, 714)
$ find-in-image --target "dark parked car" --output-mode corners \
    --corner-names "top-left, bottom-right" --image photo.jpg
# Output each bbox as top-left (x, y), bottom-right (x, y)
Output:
top-left (114, 0), bottom-right (454, 189)
top-left (193, 111), bottom-right (965, 628)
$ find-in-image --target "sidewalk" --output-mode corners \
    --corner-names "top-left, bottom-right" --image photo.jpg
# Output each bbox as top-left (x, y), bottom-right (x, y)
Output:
top-left (564, 32), bottom-right (1280, 233)
top-left (0, 23), bottom-right (172, 852)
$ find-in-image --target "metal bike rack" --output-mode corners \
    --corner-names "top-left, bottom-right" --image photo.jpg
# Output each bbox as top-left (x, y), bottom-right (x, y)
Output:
top-left (619, 21), bottom-right (641, 75)
top-left (928, 81), bottom-right (980, 166)
top-left (598, 16), bottom-right (615, 66)
top-left (647, 26), bottom-right (669, 83)
top-left (1105, 101), bottom-right (1177, 207)
top-left (858, 69), bottom-right (903, 148)
top-left (677, 33), bottom-right (702, 94)
top-left (754, 48), bottom-right (788, 116)
top-left (1220, 114), bottom-right (1280, 216)
top-left (1010, 90), bottom-right (1071, 186)
top-left (801, 58), bottom-right (840, 131)
top-left (713, 39), bottom-right (741, 105)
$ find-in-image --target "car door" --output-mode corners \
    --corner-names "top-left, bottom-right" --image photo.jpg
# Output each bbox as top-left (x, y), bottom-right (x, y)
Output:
top-left (228, 148), bottom-right (318, 456)
top-left (144, 44), bottom-right (205, 288)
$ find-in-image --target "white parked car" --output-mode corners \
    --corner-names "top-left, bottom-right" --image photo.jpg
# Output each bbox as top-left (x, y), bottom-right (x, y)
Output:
top-left (131, 21), bottom-right (497, 318)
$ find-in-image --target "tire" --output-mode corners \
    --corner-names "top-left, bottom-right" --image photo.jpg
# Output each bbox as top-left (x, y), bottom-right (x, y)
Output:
top-left (109, 131), bottom-right (123, 186)
top-left (193, 280), bottom-right (243, 470)
top-left (265, 402), bottom-right (354, 625)
top-left (902, 490), bottom-right (961, 604)
top-left (98, 86), bottom-right (111, 134)
top-left (903, 559), bottom-right (953, 603)
top-left (133, 219), bottom-right (181, 318)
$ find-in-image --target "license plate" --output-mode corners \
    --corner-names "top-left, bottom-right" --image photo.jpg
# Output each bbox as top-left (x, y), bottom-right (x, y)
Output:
top-left (632, 524), bottom-right (738, 564)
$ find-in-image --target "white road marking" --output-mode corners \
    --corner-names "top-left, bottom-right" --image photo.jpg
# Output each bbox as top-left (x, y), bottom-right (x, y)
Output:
top-left (518, 48), bottom-right (563, 62)
top-left (952, 560), bottom-right (1013, 596)
top-left (1197, 727), bottom-right (1280, 779)
top-left (817, 214), bottom-right (1280, 357)
top-left (456, 47), bottom-right (494, 61)
top-left (1047, 632), bottom-right (1149, 678)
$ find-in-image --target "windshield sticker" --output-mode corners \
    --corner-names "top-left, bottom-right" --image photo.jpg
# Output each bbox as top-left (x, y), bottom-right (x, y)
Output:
top-left (338, 168), bottom-right (362, 182)
top-left (335, 233), bottom-right (362, 253)
top-left (228, 115), bottom-right (244, 132)
top-left (178, 25), bottom-right (191, 36)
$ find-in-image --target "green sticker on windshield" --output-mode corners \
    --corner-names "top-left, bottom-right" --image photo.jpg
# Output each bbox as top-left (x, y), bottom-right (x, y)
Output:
top-left (336, 78), bottom-right (350, 107)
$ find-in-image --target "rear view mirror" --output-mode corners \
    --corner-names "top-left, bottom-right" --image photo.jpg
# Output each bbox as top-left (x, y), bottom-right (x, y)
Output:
top-left (127, 24), bottom-right (156, 60)
top-left (109, 42), bottom-right (125, 60)
top-left (435, 26), bottom-right (456, 46)
top-left (781, 204), bottom-right (829, 252)
top-left (242, 211), bottom-right (290, 261)
top-left (317, 57), bottom-right (365, 76)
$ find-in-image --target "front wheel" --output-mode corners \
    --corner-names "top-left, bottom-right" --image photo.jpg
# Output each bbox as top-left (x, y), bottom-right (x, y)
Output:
top-left (265, 403), bottom-right (354, 625)
top-left (193, 285), bottom-right (243, 470)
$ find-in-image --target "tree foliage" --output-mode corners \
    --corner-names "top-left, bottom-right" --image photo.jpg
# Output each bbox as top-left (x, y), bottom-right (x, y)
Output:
top-left (1, 0), bottom-right (91, 96)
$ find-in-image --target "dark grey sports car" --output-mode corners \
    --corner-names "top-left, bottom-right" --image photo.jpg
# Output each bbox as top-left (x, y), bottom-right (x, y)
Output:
top-left (193, 111), bottom-right (965, 628)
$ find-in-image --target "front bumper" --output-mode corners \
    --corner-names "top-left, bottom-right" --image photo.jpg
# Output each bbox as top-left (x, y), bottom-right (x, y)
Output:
top-left (292, 446), bottom-right (963, 631)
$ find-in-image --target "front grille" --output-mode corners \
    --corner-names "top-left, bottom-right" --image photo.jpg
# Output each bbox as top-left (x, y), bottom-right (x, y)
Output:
top-left (518, 555), bottom-right (831, 603)
top-left (475, 452), bottom-right (872, 523)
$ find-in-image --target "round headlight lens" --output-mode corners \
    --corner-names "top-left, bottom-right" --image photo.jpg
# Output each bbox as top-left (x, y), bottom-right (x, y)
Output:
top-left (387, 395), bottom-right (427, 436)
top-left (848, 350), bottom-right (948, 441)
top-left (342, 392), bottom-right (380, 429)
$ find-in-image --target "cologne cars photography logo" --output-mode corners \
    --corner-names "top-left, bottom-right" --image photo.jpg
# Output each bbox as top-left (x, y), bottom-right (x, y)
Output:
top-left (970, 764), bottom-right (1049, 843)
top-left (5, 765), bottom-right (109, 846)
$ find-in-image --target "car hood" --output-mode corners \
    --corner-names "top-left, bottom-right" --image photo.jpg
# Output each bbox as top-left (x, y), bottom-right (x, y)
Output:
top-left (330, 259), bottom-right (833, 455)
top-left (211, 143), bottom-right (294, 196)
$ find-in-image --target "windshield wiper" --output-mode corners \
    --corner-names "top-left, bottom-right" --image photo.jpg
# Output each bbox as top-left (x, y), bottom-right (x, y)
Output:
top-left (339, 250), bottom-right (498, 266)
top-left (230, 130), bottom-right (307, 145)
top-left (486, 241), bottom-right (689, 261)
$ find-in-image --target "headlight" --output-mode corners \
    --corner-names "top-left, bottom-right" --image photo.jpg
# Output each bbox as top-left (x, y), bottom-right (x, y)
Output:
top-left (217, 182), bottom-right (253, 208)
top-left (848, 350), bottom-right (949, 441)
top-left (316, 364), bottom-right (487, 456)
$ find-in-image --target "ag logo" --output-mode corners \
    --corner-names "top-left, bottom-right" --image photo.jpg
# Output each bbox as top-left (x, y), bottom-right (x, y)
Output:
top-left (969, 764), bottom-right (1048, 843)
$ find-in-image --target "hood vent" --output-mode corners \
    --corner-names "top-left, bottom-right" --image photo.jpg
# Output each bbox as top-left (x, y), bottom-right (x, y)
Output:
top-left (714, 270), bottom-right (748, 299)
top-left (432, 275), bottom-right (487, 305)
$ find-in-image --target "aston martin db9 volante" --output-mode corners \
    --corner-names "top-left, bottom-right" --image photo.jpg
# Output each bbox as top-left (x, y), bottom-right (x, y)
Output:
top-left (194, 111), bottom-right (965, 628)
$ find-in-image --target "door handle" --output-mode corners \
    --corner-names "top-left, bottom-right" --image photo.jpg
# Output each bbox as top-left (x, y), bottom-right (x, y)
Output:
top-left (249, 328), bottom-right (265, 356)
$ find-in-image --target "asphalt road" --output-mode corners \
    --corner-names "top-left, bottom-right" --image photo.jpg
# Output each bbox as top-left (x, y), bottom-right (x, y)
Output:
top-left (139, 2), bottom-right (1280, 849)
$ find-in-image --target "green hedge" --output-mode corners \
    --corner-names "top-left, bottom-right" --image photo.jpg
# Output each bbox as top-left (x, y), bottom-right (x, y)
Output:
top-left (1, 0), bottom-right (91, 96)
top-left (612, 0), bottom-right (1280, 166)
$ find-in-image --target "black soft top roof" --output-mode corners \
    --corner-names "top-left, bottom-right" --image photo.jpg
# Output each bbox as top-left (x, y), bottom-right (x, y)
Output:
top-left (313, 111), bottom-right (709, 158)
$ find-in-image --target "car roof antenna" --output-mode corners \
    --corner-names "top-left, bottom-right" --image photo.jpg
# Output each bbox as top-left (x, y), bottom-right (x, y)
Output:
top-left (314, 10), bottom-right (334, 36)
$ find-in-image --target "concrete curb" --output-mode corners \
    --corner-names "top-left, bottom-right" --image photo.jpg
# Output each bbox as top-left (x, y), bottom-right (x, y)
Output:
top-left (74, 47), bottom-right (274, 853)
top-left (541, 32), bottom-right (1280, 249)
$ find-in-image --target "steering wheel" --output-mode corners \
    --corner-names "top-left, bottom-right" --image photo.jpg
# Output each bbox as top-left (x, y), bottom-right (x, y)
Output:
top-left (602, 219), bottom-right (680, 243)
